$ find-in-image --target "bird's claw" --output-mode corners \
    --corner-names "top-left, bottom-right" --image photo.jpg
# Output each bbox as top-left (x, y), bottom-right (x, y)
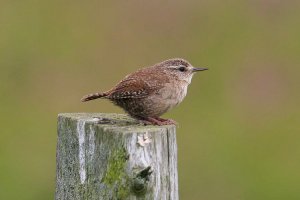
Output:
top-left (138, 117), bottom-right (177, 126)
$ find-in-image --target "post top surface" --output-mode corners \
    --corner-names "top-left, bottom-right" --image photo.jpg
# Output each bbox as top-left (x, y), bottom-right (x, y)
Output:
top-left (58, 113), bottom-right (175, 132)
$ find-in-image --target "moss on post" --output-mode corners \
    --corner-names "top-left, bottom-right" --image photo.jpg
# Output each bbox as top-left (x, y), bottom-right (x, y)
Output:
top-left (103, 147), bottom-right (128, 185)
top-left (103, 147), bottom-right (131, 199)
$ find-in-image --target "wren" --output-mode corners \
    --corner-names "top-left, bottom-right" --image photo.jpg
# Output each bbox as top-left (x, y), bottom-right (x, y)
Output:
top-left (81, 58), bottom-right (208, 126)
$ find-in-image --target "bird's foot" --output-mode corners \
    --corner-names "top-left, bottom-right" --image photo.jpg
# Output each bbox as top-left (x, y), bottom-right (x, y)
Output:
top-left (154, 117), bottom-right (177, 125)
top-left (138, 117), bottom-right (177, 126)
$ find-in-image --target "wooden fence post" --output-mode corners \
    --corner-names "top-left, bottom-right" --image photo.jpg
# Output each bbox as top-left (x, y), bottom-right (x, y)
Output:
top-left (56, 113), bottom-right (178, 200)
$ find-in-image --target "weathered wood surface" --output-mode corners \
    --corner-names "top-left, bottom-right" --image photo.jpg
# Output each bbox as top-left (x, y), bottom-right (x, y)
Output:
top-left (56, 113), bottom-right (178, 200)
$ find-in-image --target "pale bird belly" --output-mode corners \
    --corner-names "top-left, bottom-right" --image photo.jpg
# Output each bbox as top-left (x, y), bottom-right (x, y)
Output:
top-left (147, 83), bottom-right (188, 117)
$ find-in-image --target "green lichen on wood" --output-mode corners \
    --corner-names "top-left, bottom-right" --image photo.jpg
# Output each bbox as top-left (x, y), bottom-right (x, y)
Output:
top-left (103, 147), bottom-right (127, 185)
top-left (117, 183), bottom-right (131, 200)
top-left (103, 147), bottom-right (131, 199)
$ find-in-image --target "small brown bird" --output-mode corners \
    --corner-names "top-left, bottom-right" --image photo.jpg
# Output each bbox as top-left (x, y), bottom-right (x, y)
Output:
top-left (81, 58), bottom-right (207, 125)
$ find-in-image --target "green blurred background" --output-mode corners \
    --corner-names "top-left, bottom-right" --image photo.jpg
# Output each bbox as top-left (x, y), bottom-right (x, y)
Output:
top-left (1, 0), bottom-right (300, 199)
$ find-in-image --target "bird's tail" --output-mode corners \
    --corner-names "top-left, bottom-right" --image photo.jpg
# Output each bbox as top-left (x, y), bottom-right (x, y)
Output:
top-left (81, 92), bottom-right (108, 102)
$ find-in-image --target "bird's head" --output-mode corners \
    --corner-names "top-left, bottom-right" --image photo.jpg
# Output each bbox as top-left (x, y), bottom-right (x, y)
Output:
top-left (157, 58), bottom-right (208, 84)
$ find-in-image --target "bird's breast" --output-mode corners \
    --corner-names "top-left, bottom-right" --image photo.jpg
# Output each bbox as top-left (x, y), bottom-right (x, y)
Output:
top-left (157, 82), bottom-right (188, 110)
top-left (130, 81), bottom-right (189, 117)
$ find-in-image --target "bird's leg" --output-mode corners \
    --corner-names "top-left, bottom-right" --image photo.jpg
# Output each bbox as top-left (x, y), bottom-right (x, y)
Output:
top-left (136, 116), bottom-right (167, 126)
top-left (154, 117), bottom-right (177, 125)
top-left (153, 117), bottom-right (177, 125)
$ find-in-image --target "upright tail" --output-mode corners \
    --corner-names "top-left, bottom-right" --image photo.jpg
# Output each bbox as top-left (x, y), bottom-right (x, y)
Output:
top-left (81, 92), bottom-right (108, 102)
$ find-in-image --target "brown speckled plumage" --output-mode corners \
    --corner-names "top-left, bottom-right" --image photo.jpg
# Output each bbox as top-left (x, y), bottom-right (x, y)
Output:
top-left (81, 58), bottom-right (208, 125)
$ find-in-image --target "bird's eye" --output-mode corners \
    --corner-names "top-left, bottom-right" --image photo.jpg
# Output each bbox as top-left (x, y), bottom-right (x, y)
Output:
top-left (178, 66), bottom-right (186, 72)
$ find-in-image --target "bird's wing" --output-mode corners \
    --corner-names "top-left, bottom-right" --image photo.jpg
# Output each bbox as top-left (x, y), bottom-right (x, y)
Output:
top-left (108, 77), bottom-right (162, 99)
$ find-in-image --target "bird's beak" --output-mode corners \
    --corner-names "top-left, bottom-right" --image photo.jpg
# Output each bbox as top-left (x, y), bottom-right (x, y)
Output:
top-left (192, 67), bottom-right (208, 72)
